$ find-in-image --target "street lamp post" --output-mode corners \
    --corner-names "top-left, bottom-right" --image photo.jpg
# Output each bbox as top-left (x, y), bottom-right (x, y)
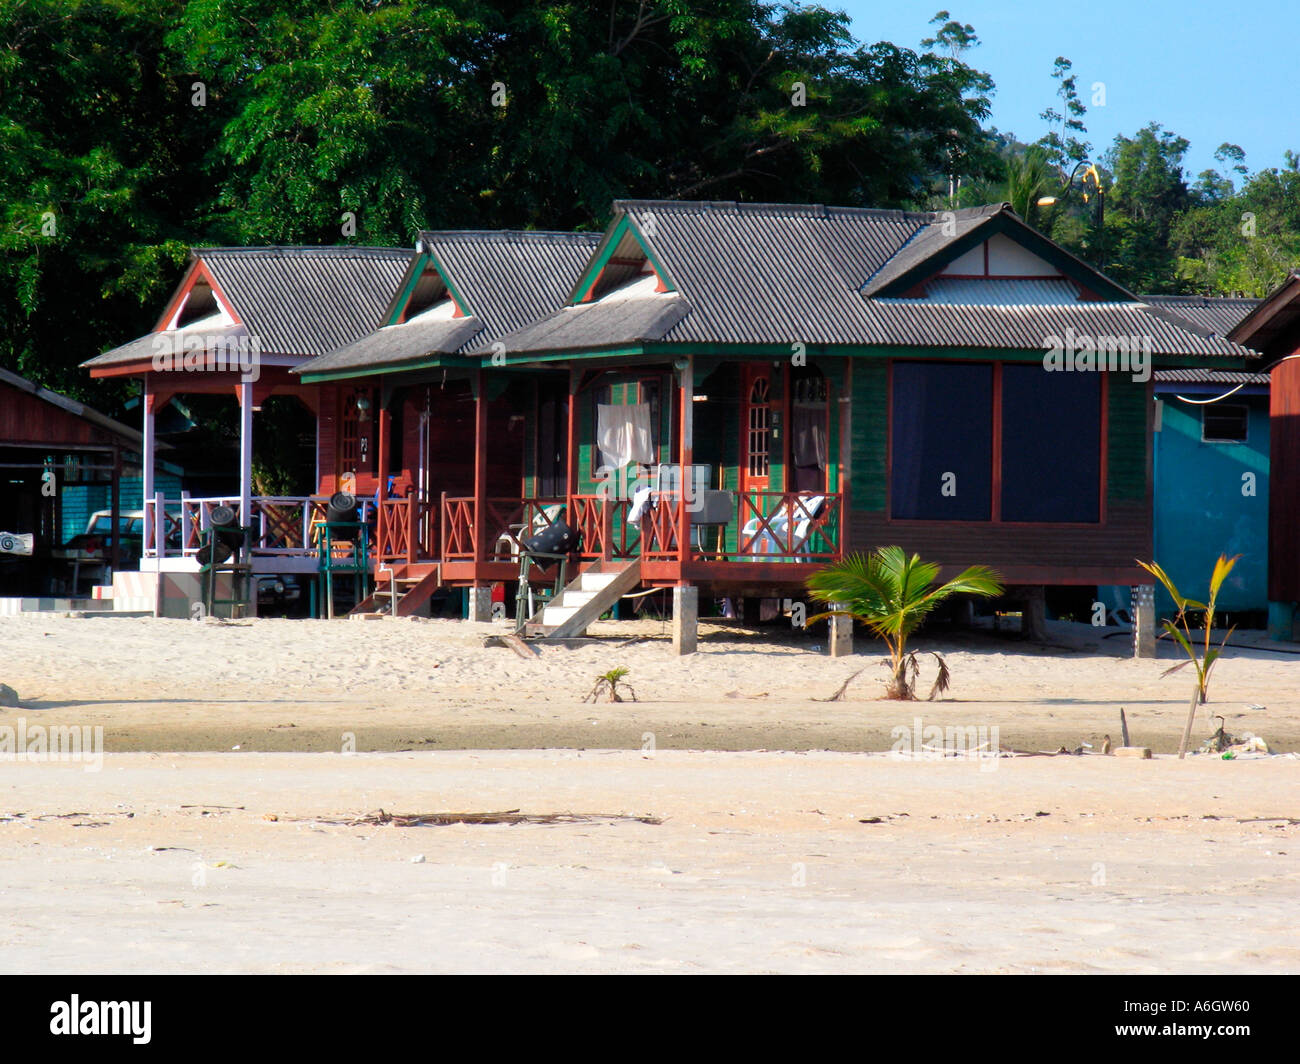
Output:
top-left (1037, 160), bottom-right (1106, 266)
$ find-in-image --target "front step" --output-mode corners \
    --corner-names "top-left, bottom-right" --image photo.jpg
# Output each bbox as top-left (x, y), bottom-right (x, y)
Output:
top-left (349, 566), bottom-right (441, 617)
top-left (526, 559), bottom-right (642, 639)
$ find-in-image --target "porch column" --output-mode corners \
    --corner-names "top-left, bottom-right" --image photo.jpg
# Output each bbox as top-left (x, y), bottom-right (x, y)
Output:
top-left (108, 446), bottom-right (121, 576)
top-left (376, 400), bottom-right (390, 557)
top-left (565, 367), bottom-right (579, 506)
top-left (141, 380), bottom-right (156, 508)
top-left (471, 368), bottom-right (489, 610)
top-left (1132, 584), bottom-right (1157, 658)
top-left (672, 585), bottom-right (698, 656)
top-left (677, 356), bottom-right (693, 563)
top-left (828, 603), bottom-right (853, 658)
top-left (238, 379), bottom-right (253, 525)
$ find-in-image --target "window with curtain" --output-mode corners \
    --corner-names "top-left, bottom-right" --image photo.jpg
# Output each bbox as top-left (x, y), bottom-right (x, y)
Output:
top-left (891, 361), bottom-right (993, 520)
top-left (1001, 366), bottom-right (1100, 522)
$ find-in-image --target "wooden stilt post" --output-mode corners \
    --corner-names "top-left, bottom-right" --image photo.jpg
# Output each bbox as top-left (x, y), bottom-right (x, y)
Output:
top-left (565, 367), bottom-right (579, 515)
top-left (470, 368), bottom-right (490, 618)
top-left (376, 401), bottom-right (390, 561)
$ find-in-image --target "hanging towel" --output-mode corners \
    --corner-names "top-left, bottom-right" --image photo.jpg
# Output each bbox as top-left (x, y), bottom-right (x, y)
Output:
top-left (597, 402), bottom-right (654, 471)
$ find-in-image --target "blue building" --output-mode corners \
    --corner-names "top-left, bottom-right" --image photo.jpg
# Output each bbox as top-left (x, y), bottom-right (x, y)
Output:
top-left (1099, 296), bottom-right (1269, 621)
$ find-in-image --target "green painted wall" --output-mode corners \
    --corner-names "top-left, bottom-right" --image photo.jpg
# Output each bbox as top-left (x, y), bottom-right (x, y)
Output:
top-left (849, 359), bottom-right (888, 512)
top-left (1107, 377), bottom-right (1149, 503)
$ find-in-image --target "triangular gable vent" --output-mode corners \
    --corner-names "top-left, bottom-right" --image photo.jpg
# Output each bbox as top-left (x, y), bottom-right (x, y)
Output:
top-left (164, 269), bottom-right (237, 330)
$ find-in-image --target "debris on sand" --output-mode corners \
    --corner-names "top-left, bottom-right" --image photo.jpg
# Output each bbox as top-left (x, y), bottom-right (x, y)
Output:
top-left (279, 808), bottom-right (663, 828)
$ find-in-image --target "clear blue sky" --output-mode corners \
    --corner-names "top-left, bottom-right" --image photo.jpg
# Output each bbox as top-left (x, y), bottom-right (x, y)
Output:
top-left (839, 0), bottom-right (1298, 180)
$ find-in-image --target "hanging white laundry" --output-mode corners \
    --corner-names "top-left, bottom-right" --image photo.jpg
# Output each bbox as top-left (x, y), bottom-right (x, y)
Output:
top-left (596, 402), bottom-right (654, 471)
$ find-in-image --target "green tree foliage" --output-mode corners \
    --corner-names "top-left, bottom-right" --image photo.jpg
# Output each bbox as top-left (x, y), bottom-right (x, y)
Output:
top-left (1096, 123), bottom-right (1193, 291)
top-left (0, 0), bottom-right (216, 398)
top-left (2, 0), bottom-right (999, 405)
top-left (1173, 153), bottom-right (1300, 296)
top-left (1036, 56), bottom-right (1089, 170)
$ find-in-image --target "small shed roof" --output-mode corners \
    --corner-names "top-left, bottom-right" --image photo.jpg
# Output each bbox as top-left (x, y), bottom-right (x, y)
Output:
top-left (0, 366), bottom-right (144, 448)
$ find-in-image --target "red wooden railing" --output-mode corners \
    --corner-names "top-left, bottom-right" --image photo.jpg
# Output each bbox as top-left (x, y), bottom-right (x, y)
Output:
top-left (642, 492), bottom-right (686, 562)
top-left (734, 491), bottom-right (842, 561)
top-left (375, 497), bottom-right (438, 563)
top-left (440, 496), bottom-right (562, 562)
top-left (569, 494), bottom-right (641, 560)
top-left (429, 490), bottom-right (841, 567)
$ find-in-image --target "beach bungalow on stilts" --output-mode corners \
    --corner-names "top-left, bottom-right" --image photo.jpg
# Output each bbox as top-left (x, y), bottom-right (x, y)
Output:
top-left (293, 229), bottom-right (602, 618)
top-left (298, 200), bottom-right (1260, 654)
top-left (81, 245), bottom-right (412, 612)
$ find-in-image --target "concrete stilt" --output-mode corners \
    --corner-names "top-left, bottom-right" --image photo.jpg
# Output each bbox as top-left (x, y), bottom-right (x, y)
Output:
top-left (1021, 585), bottom-right (1046, 642)
top-left (672, 585), bottom-right (698, 656)
top-left (1132, 584), bottom-right (1157, 658)
top-left (468, 585), bottom-right (493, 622)
top-left (828, 603), bottom-right (854, 657)
top-left (1268, 601), bottom-right (1296, 642)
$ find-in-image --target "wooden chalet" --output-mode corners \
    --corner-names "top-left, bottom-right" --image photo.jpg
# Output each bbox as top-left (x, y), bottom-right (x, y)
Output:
top-left (82, 245), bottom-right (412, 581)
top-left (295, 201), bottom-right (1258, 653)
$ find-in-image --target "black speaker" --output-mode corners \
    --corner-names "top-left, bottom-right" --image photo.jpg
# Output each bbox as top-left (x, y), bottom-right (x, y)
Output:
top-left (197, 503), bottom-right (243, 564)
top-left (522, 519), bottom-right (579, 556)
top-left (326, 491), bottom-right (358, 525)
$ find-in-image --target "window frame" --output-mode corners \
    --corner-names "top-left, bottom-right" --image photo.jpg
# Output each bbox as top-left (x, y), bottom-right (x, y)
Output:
top-left (886, 358), bottom-right (1109, 527)
top-left (1201, 402), bottom-right (1249, 444)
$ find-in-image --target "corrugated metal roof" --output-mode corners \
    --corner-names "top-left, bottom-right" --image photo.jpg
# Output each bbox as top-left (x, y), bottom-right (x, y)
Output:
top-left (911, 277), bottom-right (1083, 305)
top-left (859, 203), bottom-right (1006, 295)
top-left (296, 315), bottom-right (483, 375)
top-left (420, 230), bottom-right (602, 348)
top-left (83, 323), bottom-right (251, 370)
top-left (295, 231), bottom-right (602, 375)
top-left (619, 200), bottom-right (921, 344)
top-left (200, 246), bottom-right (412, 356)
top-left (855, 301), bottom-right (1256, 356)
top-left (498, 293), bottom-right (688, 354)
top-left (1153, 367), bottom-right (1270, 384)
top-left (1143, 294), bottom-right (1260, 335)
top-left (496, 199), bottom-right (1255, 359)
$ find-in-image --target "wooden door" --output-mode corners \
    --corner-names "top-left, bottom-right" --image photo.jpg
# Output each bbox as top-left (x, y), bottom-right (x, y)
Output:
top-left (741, 365), bottom-right (774, 494)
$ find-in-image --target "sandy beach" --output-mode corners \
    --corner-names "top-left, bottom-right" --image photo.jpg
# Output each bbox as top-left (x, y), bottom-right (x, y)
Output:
top-left (1, 613), bottom-right (1297, 973)
top-left (2, 613), bottom-right (1298, 754)
top-left (1, 750), bottom-right (1296, 974)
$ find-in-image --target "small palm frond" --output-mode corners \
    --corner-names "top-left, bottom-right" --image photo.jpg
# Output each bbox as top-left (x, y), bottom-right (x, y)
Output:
top-left (927, 653), bottom-right (951, 701)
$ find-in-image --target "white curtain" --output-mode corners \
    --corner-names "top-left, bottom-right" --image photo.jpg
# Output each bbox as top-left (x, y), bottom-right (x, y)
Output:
top-left (597, 403), bottom-right (654, 470)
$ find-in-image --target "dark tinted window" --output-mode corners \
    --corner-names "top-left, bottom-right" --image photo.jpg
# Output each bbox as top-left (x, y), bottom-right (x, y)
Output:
top-left (891, 362), bottom-right (992, 520)
top-left (1202, 403), bottom-right (1248, 442)
top-left (1000, 365), bottom-right (1100, 522)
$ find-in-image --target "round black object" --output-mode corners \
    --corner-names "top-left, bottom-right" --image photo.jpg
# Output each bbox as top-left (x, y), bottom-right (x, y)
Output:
top-left (210, 504), bottom-right (238, 528)
top-left (522, 519), bottom-right (579, 556)
top-left (326, 491), bottom-right (358, 525)
top-left (196, 538), bottom-right (233, 567)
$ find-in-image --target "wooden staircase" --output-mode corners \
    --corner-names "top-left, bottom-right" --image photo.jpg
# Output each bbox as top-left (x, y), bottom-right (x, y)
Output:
top-left (524, 559), bottom-right (642, 639)
top-left (350, 565), bottom-right (441, 617)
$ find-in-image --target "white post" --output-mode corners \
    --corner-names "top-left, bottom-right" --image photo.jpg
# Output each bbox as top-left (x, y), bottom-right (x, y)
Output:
top-left (142, 386), bottom-right (156, 511)
top-left (1133, 584), bottom-right (1157, 659)
top-left (238, 380), bottom-right (253, 525)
